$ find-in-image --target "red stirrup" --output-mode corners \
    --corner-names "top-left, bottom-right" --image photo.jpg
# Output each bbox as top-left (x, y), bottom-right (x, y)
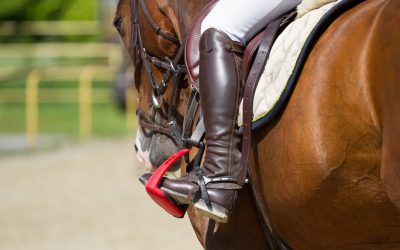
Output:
top-left (145, 149), bottom-right (190, 218)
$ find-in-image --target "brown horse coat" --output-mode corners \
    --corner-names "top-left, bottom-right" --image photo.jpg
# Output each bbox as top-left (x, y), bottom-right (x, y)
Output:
top-left (251, 0), bottom-right (400, 248)
top-left (115, 0), bottom-right (400, 249)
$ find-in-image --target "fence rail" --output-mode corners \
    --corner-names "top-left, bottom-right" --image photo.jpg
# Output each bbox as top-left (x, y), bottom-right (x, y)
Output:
top-left (13, 66), bottom-right (131, 145)
top-left (1, 66), bottom-right (137, 146)
top-left (0, 43), bottom-right (121, 59)
top-left (0, 65), bottom-right (119, 82)
top-left (0, 88), bottom-right (113, 104)
top-left (0, 27), bottom-right (134, 147)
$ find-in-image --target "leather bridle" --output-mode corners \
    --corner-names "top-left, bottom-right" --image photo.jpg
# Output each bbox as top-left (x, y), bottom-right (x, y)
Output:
top-left (129, 0), bottom-right (187, 146)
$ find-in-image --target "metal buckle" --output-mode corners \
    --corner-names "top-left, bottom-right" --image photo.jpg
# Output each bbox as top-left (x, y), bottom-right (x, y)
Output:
top-left (151, 90), bottom-right (161, 108)
top-left (165, 57), bottom-right (178, 74)
top-left (202, 176), bottom-right (237, 185)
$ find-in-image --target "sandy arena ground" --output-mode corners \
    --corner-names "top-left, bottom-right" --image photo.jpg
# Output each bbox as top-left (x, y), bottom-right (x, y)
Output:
top-left (0, 138), bottom-right (202, 250)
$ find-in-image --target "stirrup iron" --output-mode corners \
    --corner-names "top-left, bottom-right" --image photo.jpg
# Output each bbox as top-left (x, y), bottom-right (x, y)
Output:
top-left (144, 149), bottom-right (190, 218)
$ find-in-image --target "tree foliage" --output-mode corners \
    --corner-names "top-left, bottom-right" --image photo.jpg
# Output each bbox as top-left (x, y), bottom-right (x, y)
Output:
top-left (0, 0), bottom-right (97, 21)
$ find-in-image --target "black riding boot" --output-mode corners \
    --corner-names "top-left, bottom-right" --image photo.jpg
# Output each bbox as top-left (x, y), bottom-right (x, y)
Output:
top-left (141, 28), bottom-right (243, 223)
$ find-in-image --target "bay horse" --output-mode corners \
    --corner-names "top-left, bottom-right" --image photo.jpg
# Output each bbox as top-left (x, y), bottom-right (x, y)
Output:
top-left (114, 0), bottom-right (400, 249)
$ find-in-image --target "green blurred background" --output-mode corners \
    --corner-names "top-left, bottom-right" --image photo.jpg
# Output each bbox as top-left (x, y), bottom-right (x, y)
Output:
top-left (0, 0), bottom-right (96, 21)
top-left (0, 0), bottom-right (136, 155)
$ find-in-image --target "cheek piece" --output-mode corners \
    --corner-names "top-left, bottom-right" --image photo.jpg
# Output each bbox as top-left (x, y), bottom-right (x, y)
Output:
top-left (145, 149), bottom-right (190, 217)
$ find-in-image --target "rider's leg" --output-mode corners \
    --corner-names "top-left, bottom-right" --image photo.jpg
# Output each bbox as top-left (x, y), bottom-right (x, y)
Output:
top-left (149, 28), bottom-right (244, 223)
top-left (201, 0), bottom-right (301, 45)
top-left (141, 0), bottom-right (301, 223)
top-left (193, 28), bottom-right (244, 222)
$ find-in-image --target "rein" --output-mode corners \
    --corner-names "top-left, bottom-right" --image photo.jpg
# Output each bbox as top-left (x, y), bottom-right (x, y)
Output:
top-left (129, 0), bottom-right (187, 146)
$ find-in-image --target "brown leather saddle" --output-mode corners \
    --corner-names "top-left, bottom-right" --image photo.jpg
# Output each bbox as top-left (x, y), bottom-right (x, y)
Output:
top-left (184, 0), bottom-right (274, 89)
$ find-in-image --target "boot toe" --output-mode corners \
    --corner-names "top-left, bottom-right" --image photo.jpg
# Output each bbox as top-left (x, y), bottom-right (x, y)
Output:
top-left (162, 178), bottom-right (196, 195)
top-left (161, 178), bottom-right (198, 204)
top-left (139, 173), bottom-right (198, 204)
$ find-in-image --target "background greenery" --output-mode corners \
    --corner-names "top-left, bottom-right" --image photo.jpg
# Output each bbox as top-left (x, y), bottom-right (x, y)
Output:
top-left (0, 0), bottom-right (97, 21)
top-left (0, 0), bottom-right (133, 153)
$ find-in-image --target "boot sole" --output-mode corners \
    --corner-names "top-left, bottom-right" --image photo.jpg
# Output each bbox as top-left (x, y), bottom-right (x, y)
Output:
top-left (139, 176), bottom-right (229, 223)
top-left (161, 187), bottom-right (192, 205)
top-left (194, 199), bottom-right (229, 223)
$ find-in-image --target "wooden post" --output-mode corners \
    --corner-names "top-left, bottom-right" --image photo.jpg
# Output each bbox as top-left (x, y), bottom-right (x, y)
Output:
top-left (79, 66), bottom-right (94, 139)
top-left (26, 70), bottom-right (40, 147)
top-left (125, 86), bottom-right (136, 133)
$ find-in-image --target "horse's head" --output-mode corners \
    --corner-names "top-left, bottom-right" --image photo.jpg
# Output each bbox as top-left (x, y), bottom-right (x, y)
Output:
top-left (114, 0), bottom-right (190, 171)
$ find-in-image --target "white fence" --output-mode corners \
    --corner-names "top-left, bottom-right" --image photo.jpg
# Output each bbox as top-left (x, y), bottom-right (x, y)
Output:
top-left (0, 23), bottom-right (137, 147)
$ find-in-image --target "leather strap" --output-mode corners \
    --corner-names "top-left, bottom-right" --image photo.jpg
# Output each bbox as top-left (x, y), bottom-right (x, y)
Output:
top-left (138, 0), bottom-right (180, 45)
top-left (197, 170), bottom-right (212, 207)
top-left (136, 109), bottom-right (183, 146)
top-left (129, 0), bottom-right (139, 50)
top-left (238, 14), bottom-right (295, 250)
top-left (182, 89), bottom-right (199, 140)
top-left (237, 16), bottom-right (285, 186)
top-left (186, 118), bottom-right (205, 147)
top-left (242, 31), bottom-right (265, 83)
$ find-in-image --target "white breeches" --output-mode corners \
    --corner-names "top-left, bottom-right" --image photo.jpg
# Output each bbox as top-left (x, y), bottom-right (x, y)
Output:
top-left (201, 0), bottom-right (302, 44)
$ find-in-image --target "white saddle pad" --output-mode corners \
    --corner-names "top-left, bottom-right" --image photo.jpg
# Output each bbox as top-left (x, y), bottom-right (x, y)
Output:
top-left (238, 0), bottom-right (339, 125)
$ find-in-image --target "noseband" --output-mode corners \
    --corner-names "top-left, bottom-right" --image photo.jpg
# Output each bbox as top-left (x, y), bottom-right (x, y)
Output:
top-left (129, 0), bottom-right (187, 146)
